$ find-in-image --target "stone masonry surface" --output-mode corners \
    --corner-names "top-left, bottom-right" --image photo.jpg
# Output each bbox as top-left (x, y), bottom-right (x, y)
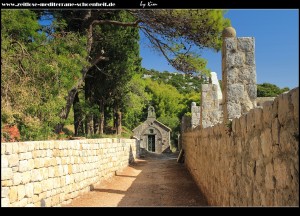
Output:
top-left (222, 36), bottom-right (257, 121)
top-left (182, 88), bottom-right (299, 206)
top-left (1, 138), bottom-right (137, 207)
top-left (201, 84), bottom-right (221, 128)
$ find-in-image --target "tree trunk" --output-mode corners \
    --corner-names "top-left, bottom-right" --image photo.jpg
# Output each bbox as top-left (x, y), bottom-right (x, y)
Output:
top-left (55, 10), bottom-right (94, 134)
top-left (116, 110), bottom-right (122, 136)
top-left (114, 104), bottom-right (122, 136)
top-left (73, 92), bottom-right (84, 136)
top-left (85, 77), bottom-right (94, 136)
top-left (98, 99), bottom-right (105, 135)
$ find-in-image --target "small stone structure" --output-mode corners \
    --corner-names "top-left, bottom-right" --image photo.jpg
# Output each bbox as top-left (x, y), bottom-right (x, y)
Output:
top-left (222, 27), bottom-right (257, 121)
top-left (190, 26), bottom-right (257, 129)
top-left (191, 102), bottom-right (200, 129)
top-left (132, 106), bottom-right (171, 154)
top-left (211, 72), bottom-right (223, 103)
top-left (201, 82), bottom-right (221, 128)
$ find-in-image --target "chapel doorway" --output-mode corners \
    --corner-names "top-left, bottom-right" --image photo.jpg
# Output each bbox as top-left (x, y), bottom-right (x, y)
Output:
top-left (148, 135), bottom-right (155, 152)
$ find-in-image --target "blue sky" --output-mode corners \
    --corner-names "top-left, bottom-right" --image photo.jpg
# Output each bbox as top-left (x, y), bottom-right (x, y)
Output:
top-left (140, 9), bottom-right (299, 89)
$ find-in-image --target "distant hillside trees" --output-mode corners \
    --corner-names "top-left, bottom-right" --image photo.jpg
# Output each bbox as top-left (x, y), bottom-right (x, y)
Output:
top-left (257, 83), bottom-right (290, 97)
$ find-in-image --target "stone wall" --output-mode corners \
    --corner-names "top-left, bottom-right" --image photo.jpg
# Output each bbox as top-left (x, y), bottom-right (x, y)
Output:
top-left (256, 97), bottom-right (276, 107)
top-left (182, 87), bottom-right (299, 206)
top-left (1, 138), bottom-right (138, 207)
top-left (222, 27), bottom-right (257, 122)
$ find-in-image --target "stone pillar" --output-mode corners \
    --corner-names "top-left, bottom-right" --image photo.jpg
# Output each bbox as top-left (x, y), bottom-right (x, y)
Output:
top-left (200, 84), bottom-right (220, 128)
top-left (191, 102), bottom-right (200, 129)
top-left (222, 27), bottom-right (257, 122)
top-left (211, 72), bottom-right (223, 103)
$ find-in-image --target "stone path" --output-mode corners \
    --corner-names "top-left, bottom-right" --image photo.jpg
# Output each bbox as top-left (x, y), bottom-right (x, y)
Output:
top-left (63, 152), bottom-right (208, 207)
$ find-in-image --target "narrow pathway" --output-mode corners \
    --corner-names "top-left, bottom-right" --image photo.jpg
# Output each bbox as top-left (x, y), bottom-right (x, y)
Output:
top-left (63, 152), bottom-right (208, 207)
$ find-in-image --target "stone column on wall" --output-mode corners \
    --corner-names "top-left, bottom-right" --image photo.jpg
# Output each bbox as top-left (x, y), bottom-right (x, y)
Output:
top-left (222, 27), bottom-right (257, 122)
top-left (200, 83), bottom-right (220, 128)
top-left (211, 72), bottom-right (223, 103)
top-left (191, 102), bottom-right (200, 129)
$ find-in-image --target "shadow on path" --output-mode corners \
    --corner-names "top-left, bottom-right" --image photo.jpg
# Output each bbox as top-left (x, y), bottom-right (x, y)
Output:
top-left (64, 152), bottom-right (208, 207)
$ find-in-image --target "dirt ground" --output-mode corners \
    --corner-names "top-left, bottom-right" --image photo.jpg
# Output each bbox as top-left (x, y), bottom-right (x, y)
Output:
top-left (63, 152), bottom-right (208, 207)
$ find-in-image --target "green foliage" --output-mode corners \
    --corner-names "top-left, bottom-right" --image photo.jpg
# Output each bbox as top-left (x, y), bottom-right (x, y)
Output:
top-left (1, 10), bottom-right (88, 141)
top-left (135, 9), bottom-right (230, 74)
top-left (1, 9), bottom-right (229, 143)
top-left (257, 83), bottom-right (290, 97)
top-left (122, 74), bottom-right (151, 130)
top-left (143, 68), bottom-right (202, 94)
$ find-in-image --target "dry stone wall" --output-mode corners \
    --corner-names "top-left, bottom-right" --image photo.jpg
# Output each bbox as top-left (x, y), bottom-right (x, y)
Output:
top-left (1, 138), bottom-right (137, 207)
top-left (182, 87), bottom-right (299, 206)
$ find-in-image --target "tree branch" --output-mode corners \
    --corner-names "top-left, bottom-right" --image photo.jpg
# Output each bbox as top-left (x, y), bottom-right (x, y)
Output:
top-left (141, 28), bottom-right (174, 65)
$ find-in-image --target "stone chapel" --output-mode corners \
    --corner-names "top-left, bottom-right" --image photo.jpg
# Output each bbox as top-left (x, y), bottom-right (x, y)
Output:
top-left (132, 106), bottom-right (171, 154)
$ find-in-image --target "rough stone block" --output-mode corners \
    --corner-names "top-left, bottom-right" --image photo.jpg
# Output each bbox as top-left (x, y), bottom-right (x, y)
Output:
top-left (234, 53), bottom-right (245, 67)
top-left (1, 187), bottom-right (9, 198)
top-left (249, 136), bottom-right (259, 160)
top-left (25, 183), bottom-right (34, 198)
top-left (19, 160), bottom-right (29, 172)
top-left (19, 152), bottom-right (32, 160)
top-left (22, 171), bottom-right (31, 184)
top-left (34, 158), bottom-right (44, 169)
top-left (277, 92), bottom-right (290, 125)
top-left (48, 167), bottom-right (54, 178)
top-left (32, 169), bottom-right (43, 182)
top-left (45, 178), bottom-right (54, 191)
top-left (8, 154), bottom-right (19, 167)
top-left (1, 144), bottom-right (6, 155)
top-left (1, 156), bottom-right (9, 168)
top-left (2, 180), bottom-right (13, 187)
top-left (41, 167), bottom-right (49, 179)
top-left (33, 182), bottom-right (42, 194)
top-left (260, 128), bottom-right (272, 157)
top-left (272, 97), bottom-right (279, 119)
top-left (262, 101), bottom-right (273, 128)
top-left (273, 159), bottom-right (288, 189)
top-left (245, 51), bottom-right (255, 66)
top-left (237, 37), bottom-right (254, 52)
top-left (2, 168), bottom-right (13, 180)
top-left (9, 186), bottom-right (18, 203)
top-left (227, 84), bottom-right (244, 102)
top-left (271, 118), bottom-right (280, 144)
top-left (18, 143), bottom-right (29, 153)
top-left (12, 172), bottom-right (23, 185)
top-left (53, 178), bottom-right (61, 189)
top-left (227, 102), bottom-right (242, 119)
top-left (56, 157), bottom-right (62, 165)
top-left (17, 185), bottom-right (25, 201)
top-left (1, 198), bottom-right (10, 207)
top-left (246, 84), bottom-right (257, 100)
top-left (27, 159), bottom-right (34, 170)
top-left (224, 37), bottom-right (237, 52)
top-left (253, 107), bottom-right (263, 130)
top-left (5, 143), bottom-right (13, 155)
top-left (52, 194), bottom-right (60, 206)
top-left (32, 150), bottom-right (38, 159)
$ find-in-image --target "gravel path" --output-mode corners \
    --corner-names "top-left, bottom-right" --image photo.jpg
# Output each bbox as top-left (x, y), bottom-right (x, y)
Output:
top-left (63, 152), bottom-right (208, 207)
